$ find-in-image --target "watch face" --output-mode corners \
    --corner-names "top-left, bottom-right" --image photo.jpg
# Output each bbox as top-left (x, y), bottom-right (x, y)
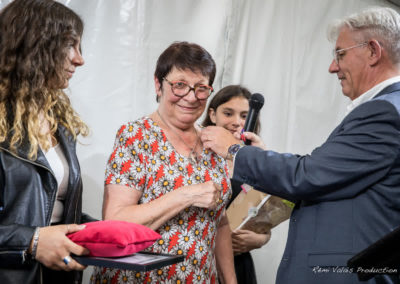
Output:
top-left (226, 144), bottom-right (242, 161)
top-left (229, 144), bottom-right (241, 154)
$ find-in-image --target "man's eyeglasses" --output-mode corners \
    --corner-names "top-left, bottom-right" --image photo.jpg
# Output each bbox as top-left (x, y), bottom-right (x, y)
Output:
top-left (332, 42), bottom-right (367, 64)
top-left (163, 77), bottom-right (213, 100)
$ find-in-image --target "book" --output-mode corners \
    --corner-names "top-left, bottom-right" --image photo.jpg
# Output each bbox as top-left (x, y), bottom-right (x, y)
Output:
top-left (226, 185), bottom-right (293, 234)
top-left (72, 251), bottom-right (184, 271)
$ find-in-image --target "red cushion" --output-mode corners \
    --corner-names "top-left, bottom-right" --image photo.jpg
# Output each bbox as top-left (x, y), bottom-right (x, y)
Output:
top-left (67, 220), bottom-right (161, 257)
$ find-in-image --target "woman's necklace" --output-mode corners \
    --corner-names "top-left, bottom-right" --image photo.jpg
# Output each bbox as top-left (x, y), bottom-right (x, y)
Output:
top-left (156, 110), bottom-right (201, 164)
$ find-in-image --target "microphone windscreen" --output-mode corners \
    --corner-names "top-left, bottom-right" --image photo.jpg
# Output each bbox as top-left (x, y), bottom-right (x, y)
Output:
top-left (249, 93), bottom-right (264, 110)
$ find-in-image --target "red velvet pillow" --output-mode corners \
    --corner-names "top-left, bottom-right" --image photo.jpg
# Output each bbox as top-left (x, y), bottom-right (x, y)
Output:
top-left (67, 220), bottom-right (161, 257)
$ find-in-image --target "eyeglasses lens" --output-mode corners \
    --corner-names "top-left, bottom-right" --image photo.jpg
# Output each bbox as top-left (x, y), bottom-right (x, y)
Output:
top-left (172, 82), bottom-right (211, 99)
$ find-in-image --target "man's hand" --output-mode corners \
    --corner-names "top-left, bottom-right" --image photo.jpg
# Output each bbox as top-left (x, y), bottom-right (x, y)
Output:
top-left (201, 126), bottom-right (238, 158)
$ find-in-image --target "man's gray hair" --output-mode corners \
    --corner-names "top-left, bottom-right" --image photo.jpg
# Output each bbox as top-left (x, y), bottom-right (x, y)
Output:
top-left (328, 6), bottom-right (400, 65)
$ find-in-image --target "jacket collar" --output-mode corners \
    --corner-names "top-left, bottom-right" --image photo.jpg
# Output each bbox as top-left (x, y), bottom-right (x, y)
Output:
top-left (374, 82), bottom-right (400, 99)
top-left (0, 125), bottom-right (76, 170)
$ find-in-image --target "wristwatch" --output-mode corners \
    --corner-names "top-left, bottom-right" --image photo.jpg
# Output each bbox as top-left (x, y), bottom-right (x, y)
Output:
top-left (225, 144), bottom-right (243, 161)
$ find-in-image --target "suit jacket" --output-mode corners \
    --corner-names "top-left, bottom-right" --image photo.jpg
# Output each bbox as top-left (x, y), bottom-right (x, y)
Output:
top-left (232, 82), bottom-right (400, 284)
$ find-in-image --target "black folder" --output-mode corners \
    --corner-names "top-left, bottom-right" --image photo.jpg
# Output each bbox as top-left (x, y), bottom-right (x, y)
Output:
top-left (347, 226), bottom-right (400, 281)
top-left (73, 251), bottom-right (184, 271)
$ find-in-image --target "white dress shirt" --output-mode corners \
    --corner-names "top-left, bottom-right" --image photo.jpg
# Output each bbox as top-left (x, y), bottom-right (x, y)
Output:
top-left (345, 76), bottom-right (400, 116)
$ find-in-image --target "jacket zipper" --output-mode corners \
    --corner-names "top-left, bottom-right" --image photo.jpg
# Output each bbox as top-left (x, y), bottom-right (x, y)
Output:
top-left (74, 184), bottom-right (80, 224)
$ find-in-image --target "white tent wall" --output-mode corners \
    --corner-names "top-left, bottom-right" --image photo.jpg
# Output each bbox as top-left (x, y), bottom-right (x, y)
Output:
top-left (0, 0), bottom-right (398, 283)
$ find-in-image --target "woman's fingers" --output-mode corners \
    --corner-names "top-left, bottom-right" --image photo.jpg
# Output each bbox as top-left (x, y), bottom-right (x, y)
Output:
top-left (34, 224), bottom-right (89, 271)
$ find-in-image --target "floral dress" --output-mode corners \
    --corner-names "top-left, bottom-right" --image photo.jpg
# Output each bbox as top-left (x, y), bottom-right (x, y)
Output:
top-left (90, 117), bottom-right (231, 284)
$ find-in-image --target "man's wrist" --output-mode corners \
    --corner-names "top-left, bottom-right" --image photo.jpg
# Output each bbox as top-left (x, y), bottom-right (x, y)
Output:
top-left (225, 144), bottom-right (243, 161)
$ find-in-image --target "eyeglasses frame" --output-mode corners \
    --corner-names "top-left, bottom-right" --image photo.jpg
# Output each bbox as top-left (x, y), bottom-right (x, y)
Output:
top-left (333, 42), bottom-right (368, 64)
top-left (163, 77), bottom-right (213, 100)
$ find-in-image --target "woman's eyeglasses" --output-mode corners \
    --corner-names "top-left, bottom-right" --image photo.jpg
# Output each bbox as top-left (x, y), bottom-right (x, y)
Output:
top-left (163, 77), bottom-right (213, 100)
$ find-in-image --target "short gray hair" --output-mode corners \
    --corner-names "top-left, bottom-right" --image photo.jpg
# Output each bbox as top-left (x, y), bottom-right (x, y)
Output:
top-left (328, 6), bottom-right (400, 65)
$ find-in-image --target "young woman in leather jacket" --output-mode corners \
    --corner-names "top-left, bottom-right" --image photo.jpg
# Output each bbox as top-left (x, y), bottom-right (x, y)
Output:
top-left (0, 0), bottom-right (95, 283)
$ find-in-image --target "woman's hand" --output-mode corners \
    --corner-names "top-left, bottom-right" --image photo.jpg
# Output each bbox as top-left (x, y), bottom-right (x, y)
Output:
top-left (103, 182), bottom-right (221, 231)
top-left (34, 224), bottom-right (89, 271)
top-left (231, 229), bottom-right (271, 255)
top-left (188, 181), bottom-right (221, 210)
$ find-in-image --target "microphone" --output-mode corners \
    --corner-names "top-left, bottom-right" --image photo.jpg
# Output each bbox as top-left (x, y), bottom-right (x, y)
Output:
top-left (242, 93), bottom-right (264, 145)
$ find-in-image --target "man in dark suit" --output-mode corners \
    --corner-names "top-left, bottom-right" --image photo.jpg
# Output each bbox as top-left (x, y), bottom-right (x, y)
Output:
top-left (201, 7), bottom-right (400, 284)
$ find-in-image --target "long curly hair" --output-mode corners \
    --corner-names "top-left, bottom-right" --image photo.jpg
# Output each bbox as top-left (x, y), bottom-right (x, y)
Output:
top-left (0, 0), bottom-right (88, 160)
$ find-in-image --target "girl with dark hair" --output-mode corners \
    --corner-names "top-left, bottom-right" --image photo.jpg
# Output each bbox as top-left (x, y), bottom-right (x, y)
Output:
top-left (0, 1), bottom-right (94, 283)
top-left (202, 85), bottom-right (269, 284)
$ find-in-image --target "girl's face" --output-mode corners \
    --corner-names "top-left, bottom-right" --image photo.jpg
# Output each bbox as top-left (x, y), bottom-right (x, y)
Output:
top-left (209, 96), bottom-right (249, 135)
top-left (61, 36), bottom-right (84, 89)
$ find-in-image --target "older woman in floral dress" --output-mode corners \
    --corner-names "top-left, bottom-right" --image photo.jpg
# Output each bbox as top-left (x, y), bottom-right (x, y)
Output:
top-left (91, 42), bottom-right (236, 284)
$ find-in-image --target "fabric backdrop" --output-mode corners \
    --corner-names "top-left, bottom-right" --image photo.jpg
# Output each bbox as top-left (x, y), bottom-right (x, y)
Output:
top-left (0, 0), bottom-right (397, 282)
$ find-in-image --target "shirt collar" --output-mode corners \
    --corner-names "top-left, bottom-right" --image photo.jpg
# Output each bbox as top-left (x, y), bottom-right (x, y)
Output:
top-left (345, 76), bottom-right (400, 115)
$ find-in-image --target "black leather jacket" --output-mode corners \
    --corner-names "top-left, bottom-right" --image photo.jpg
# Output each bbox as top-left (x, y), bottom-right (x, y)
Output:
top-left (0, 126), bottom-right (94, 284)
